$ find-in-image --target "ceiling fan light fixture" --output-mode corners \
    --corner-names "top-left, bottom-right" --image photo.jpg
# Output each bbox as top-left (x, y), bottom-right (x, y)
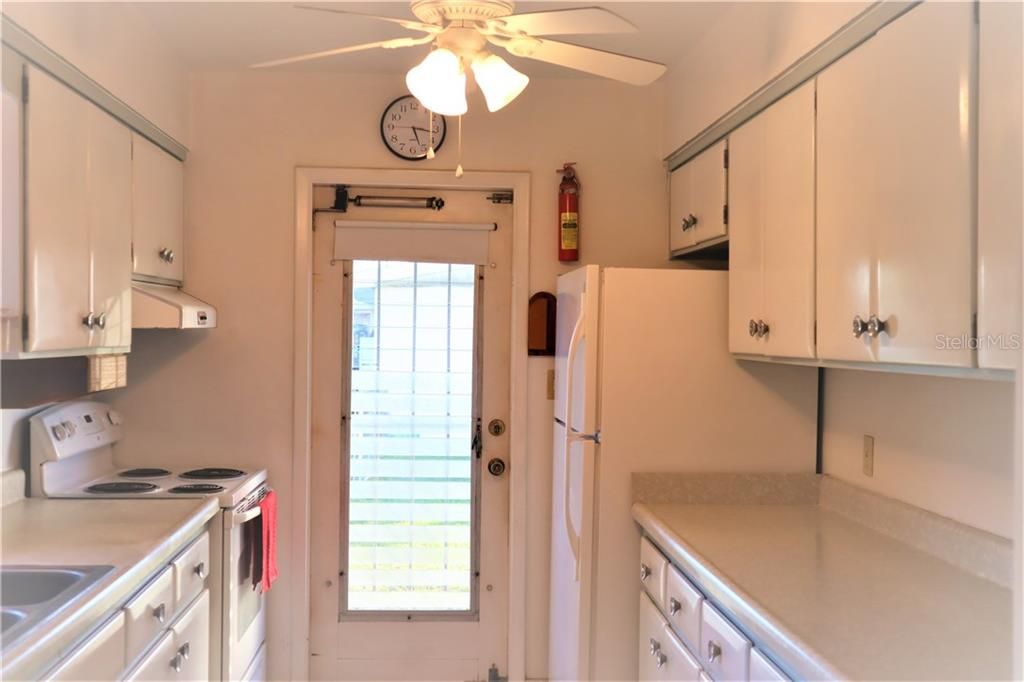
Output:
top-left (406, 48), bottom-right (468, 116)
top-left (471, 53), bottom-right (530, 112)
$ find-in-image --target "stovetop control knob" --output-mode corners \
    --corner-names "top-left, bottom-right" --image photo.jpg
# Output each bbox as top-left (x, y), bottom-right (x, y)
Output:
top-left (51, 424), bottom-right (68, 441)
top-left (107, 410), bottom-right (123, 426)
top-left (62, 421), bottom-right (77, 436)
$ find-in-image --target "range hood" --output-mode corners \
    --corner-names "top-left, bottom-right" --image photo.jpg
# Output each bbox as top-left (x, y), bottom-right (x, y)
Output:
top-left (132, 282), bottom-right (217, 329)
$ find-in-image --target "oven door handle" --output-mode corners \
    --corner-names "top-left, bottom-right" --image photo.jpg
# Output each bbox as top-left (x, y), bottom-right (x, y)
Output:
top-left (231, 505), bottom-right (262, 528)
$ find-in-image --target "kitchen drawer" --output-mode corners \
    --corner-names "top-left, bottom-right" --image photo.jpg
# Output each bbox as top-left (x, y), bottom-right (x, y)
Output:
top-left (700, 602), bottom-right (751, 682)
top-left (173, 531), bottom-right (210, 611)
top-left (665, 563), bottom-right (703, 651)
top-left (122, 631), bottom-right (175, 681)
top-left (640, 536), bottom-right (668, 605)
top-left (123, 566), bottom-right (174, 664)
top-left (750, 648), bottom-right (789, 681)
top-left (639, 591), bottom-right (702, 682)
top-left (659, 624), bottom-right (702, 681)
top-left (46, 611), bottom-right (126, 681)
top-left (171, 589), bottom-right (210, 681)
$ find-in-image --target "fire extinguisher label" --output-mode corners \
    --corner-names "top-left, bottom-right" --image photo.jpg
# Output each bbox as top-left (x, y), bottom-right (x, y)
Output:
top-left (560, 212), bottom-right (579, 249)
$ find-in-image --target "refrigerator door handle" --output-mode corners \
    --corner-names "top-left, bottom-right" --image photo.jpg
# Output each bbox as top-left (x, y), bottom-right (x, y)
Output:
top-left (563, 293), bottom-right (587, 580)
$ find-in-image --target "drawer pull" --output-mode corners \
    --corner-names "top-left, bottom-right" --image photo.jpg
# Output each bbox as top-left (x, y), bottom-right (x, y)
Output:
top-left (640, 563), bottom-right (651, 582)
top-left (170, 653), bottom-right (183, 673)
top-left (668, 597), bottom-right (682, 615)
top-left (152, 603), bottom-right (166, 624)
top-left (178, 642), bottom-right (191, 661)
top-left (707, 640), bottom-right (722, 663)
top-left (649, 637), bottom-right (661, 656)
top-left (194, 561), bottom-right (206, 579)
top-left (654, 652), bottom-right (668, 669)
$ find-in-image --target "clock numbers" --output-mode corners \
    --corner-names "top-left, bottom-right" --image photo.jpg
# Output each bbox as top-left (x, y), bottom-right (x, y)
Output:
top-left (380, 95), bottom-right (446, 161)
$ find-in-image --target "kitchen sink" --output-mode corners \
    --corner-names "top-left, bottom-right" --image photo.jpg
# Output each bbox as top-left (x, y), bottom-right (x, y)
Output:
top-left (0, 565), bottom-right (113, 650)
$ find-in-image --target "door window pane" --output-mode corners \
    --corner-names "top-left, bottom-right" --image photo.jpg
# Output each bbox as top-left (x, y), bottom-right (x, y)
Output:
top-left (348, 260), bottom-right (477, 612)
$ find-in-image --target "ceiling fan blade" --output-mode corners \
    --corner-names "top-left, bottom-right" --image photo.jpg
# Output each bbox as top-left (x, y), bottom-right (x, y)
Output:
top-left (500, 38), bottom-right (666, 85)
top-left (490, 7), bottom-right (637, 36)
top-left (251, 36), bottom-right (431, 69)
top-left (293, 3), bottom-right (441, 33)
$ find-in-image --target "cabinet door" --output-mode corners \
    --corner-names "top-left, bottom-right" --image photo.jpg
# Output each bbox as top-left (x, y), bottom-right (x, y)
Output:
top-left (689, 139), bottom-right (728, 245)
top-left (123, 631), bottom-right (176, 682)
top-left (760, 83), bottom-right (816, 359)
top-left (24, 65), bottom-right (92, 352)
top-left (132, 133), bottom-right (184, 282)
top-left (817, 2), bottom-right (974, 367)
top-left (171, 589), bottom-right (210, 681)
top-left (46, 611), bottom-right (126, 681)
top-left (727, 109), bottom-right (765, 355)
top-left (88, 100), bottom-right (133, 349)
top-left (977, 0), bottom-right (1022, 370)
top-left (638, 592), bottom-right (667, 681)
top-left (669, 162), bottom-right (694, 252)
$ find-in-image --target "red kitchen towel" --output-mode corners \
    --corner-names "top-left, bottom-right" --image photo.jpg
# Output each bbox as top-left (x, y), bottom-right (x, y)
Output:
top-left (259, 489), bottom-right (279, 592)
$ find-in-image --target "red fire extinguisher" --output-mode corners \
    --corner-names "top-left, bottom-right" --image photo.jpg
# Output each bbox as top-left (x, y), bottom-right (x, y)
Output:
top-left (557, 163), bottom-right (580, 262)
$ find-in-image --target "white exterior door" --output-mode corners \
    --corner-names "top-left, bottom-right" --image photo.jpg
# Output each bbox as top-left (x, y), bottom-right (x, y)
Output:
top-left (310, 189), bottom-right (512, 681)
top-left (817, 2), bottom-right (974, 367)
top-left (132, 132), bottom-right (184, 283)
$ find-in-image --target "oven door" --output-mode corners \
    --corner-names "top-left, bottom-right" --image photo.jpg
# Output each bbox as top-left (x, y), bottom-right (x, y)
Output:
top-left (223, 490), bottom-right (269, 680)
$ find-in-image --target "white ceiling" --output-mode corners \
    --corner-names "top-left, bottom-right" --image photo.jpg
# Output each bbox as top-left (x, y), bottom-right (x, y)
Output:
top-left (129, 2), bottom-right (737, 79)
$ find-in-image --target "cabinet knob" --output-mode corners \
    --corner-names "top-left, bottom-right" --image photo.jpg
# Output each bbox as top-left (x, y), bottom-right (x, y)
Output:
top-left (170, 653), bottom-right (183, 673)
top-left (756, 319), bottom-right (769, 338)
top-left (668, 597), bottom-right (682, 615)
top-left (654, 652), bottom-right (668, 669)
top-left (159, 247), bottom-right (176, 263)
top-left (707, 640), bottom-right (722, 663)
top-left (178, 642), bottom-right (191, 661)
top-left (649, 637), bottom-right (661, 656)
top-left (640, 563), bottom-right (651, 581)
top-left (95, 312), bottom-right (107, 330)
top-left (866, 314), bottom-right (888, 338)
top-left (852, 315), bottom-right (868, 338)
top-left (82, 312), bottom-right (96, 329)
top-left (152, 603), bottom-right (166, 624)
top-left (686, 214), bottom-right (698, 230)
top-left (748, 319), bottom-right (758, 337)
top-left (194, 561), bottom-right (206, 579)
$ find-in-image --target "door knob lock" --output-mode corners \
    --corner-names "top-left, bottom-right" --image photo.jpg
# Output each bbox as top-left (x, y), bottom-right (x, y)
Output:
top-left (487, 458), bottom-right (506, 477)
top-left (488, 419), bottom-right (506, 436)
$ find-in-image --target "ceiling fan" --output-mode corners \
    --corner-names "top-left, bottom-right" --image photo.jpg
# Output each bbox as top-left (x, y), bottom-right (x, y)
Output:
top-left (252, 1), bottom-right (667, 114)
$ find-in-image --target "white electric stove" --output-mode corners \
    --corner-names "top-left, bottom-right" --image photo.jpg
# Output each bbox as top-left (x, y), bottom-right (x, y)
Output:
top-left (28, 400), bottom-right (269, 681)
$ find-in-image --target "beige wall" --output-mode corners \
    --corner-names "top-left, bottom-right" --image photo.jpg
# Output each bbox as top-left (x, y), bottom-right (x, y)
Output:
top-left (823, 370), bottom-right (1015, 538)
top-left (2, 2), bottom-right (190, 144)
top-left (662, 1), bottom-right (868, 156)
top-left (104, 70), bottom-right (669, 680)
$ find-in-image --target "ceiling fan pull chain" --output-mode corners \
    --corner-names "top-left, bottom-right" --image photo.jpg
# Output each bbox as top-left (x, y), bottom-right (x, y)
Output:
top-left (427, 109), bottom-right (436, 159)
top-left (455, 115), bottom-right (464, 178)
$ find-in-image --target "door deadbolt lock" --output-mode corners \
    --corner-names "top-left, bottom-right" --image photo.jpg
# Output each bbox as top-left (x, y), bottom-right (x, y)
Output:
top-left (488, 419), bottom-right (506, 436)
top-left (487, 458), bottom-right (507, 477)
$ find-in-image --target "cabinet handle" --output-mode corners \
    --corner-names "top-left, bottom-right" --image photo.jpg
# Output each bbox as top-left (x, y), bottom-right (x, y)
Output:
top-left (756, 319), bottom-right (769, 338)
top-left (649, 637), bottom-right (661, 655)
top-left (852, 315), bottom-right (868, 338)
top-left (866, 314), bottom-right (888, 338)
top-left (82, 312), bottom-right (96, 329)
top-left (194, 561), bottom-right (206, 579)
top-left (95, 312), bottom-right (107, 330)
top-left (654, 652), bottom-right (668, 669)
top-left (707, 640), bottom-right (722, 663)
top-left (178, 642), bottom-right (191, 661)
top-left (159, 247), bottom-right (176, 263)
top-left (668, 597), bottom-right (681, 615)
top-left (152, 603), bottom-right (166, 624)
top-left (748, 319), bottom-right (758, 337)
top-left (640, 563), bottom-right (651, 581)
top-left (686, 214), bottom-right (698, 230)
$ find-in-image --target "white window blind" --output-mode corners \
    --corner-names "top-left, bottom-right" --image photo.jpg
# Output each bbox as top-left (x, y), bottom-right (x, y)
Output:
top-left (334, 220), bottom-right (495, 265)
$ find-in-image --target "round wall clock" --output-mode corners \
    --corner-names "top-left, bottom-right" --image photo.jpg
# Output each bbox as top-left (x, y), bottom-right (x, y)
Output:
top-left (380, 95), bottom-right (446, 161)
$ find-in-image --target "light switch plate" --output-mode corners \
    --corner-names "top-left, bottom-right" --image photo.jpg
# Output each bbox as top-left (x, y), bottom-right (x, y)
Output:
top-left (862, 435), bottom-right (875, 477)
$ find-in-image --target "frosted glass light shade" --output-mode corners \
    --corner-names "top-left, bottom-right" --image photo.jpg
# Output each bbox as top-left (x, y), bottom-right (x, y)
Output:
top-left (406, 49), bottom-right (468, 116)
top-left (471, 54), bottom-right (529, 112)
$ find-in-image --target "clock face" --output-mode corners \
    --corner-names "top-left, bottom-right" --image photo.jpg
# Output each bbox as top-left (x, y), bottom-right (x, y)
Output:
top-left (380, 95), bottom-right (446, 161)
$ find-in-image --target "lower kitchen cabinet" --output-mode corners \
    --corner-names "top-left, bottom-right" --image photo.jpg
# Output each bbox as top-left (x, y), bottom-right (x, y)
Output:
top-left (123, 631), bottom-right (176, 682)
top-left (728, 82), bottom-right (815, 359)
top-left (171, 589), bottom-right (210, 681)
top-left (639, 592), bottom-right (701, 682)
top-left (46, 612), bottom-right (126, 681)
top-left (816, 2), bottom-right (975, 367)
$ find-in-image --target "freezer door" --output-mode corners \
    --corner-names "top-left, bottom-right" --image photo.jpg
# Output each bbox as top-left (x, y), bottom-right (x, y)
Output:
top-left (549, 421), bottom-right (597, 682)
top-left (555, 265), bottom-right (601, 435)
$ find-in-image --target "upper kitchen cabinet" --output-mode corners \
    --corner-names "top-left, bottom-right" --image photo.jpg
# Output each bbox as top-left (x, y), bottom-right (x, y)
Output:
top-left (728, 82), bottom-right (815, 359)
top-left (816, 2), bottom-right (974, 368)
top-left (24, 65), bottom-right (132, 354)
top-left (669, 139), bottom-right (728, 256)
top-left (977, 0), bottom-right (1023, 371)
top-left (132, 132), bottom-right (184, 284)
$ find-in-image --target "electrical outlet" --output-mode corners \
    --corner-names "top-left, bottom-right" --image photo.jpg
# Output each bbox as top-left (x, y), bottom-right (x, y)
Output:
top-left (547, 369), bottom-right (555, 400)
top-left (862, 435), bottom-right (875, 477)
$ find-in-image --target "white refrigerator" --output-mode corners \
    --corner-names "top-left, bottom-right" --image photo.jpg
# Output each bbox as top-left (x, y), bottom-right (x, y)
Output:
top-left (549, 266), bottom-right (818, 681)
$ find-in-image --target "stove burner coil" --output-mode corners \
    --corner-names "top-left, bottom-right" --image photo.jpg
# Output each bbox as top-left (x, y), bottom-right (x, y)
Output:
top-left (118, 468), bottom-right (172, 478)
top-left (180, 468), bottom-right (245, 480)
top-left (85, 481), bottom-right (159, 494)
top-left (168, 484), bottom-right (225, 494)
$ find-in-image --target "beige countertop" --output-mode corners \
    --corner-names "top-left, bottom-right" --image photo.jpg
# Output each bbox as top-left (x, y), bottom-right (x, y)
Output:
top-left (632, 501), bottom-right (1012, 681)
top-left (1, 496), bottom-right (219, 680)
